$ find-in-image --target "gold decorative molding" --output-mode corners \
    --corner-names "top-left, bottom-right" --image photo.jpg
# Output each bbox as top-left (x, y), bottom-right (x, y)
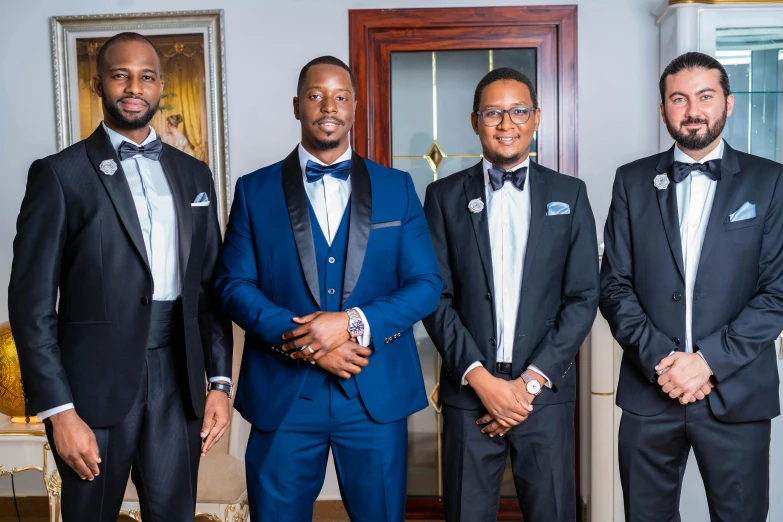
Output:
top-left (670, 0), bottom-right (783, 4)
top-left (591, 391), bottom-right (615, 396)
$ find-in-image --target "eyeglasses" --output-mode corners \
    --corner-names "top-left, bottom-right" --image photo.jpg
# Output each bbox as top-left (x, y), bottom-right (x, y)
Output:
top-left (475, 106), bottom-right (537, 127)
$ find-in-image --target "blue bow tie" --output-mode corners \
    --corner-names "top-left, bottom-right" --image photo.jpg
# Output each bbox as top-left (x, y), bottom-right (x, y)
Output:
top-left (305, 159), bottom-right (352, 183)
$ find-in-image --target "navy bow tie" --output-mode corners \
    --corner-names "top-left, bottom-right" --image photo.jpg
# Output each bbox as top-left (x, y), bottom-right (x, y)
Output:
top-left (671, 159), bottom-right (721, 183)
top-left (488, 165), bottom-right (528, 192)
top-left (305, 159), bottom-right (352, 183)
top-left (117, 138), bottom-right (163, 162)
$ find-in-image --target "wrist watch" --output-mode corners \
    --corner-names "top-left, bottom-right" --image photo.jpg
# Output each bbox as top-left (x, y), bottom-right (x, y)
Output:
top-left (520, 372), bottom-right (542, 396)
top-left (345, 308), bottom-right (365, 338)
top-left (208, 381), bottom-right (233, 399)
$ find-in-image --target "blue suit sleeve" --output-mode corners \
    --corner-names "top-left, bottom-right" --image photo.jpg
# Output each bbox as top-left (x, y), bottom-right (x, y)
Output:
top-left (359, 172), bottom-right (443, 348)
top-left (214, 176), bottom-right (297, 350)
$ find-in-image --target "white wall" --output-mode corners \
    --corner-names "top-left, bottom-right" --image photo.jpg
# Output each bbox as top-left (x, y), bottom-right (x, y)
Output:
top-left (0, 0), bottom-right (662, 502)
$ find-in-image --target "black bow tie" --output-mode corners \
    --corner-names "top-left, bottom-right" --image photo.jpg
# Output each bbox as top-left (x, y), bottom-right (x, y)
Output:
top-left (117, 138), bottom-right (163, 162)
top-left (671, 159), bottom-right (721, 183)
top-left (488, 165), bottom-right (528, 192)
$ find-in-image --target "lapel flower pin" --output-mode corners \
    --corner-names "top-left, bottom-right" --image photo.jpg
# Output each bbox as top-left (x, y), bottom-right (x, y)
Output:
top-left (653, 174), bottom-right (669, 191)
top-left (99, 159), bottom-right (118, 176)
top-left (468, 198), bottom-right (484, 214)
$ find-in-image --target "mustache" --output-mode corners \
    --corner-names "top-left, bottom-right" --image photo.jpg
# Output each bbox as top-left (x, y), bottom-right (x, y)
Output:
top-left (118, 96), bottom-right (151, 107)
top-left (681, 117), bottom-right (708, 126)
top-left (313, 116), bottom-right (345, 126)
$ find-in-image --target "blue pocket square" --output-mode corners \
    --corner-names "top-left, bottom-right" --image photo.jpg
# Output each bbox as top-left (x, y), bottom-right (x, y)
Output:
top-left (193, 192), bottom-right (209, 203)
top-left (546, 202), bottom-right (570, 216)
top-left (729, 201), bottom-right (755, 222)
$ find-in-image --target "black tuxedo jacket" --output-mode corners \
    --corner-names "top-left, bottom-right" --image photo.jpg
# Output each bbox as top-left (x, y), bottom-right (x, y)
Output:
top-left (600, 142), bottom-right (783, 423)
top-left (9, 125), bottom-right (233, 427)
top-left (422, 160), bottom-right (599, 410)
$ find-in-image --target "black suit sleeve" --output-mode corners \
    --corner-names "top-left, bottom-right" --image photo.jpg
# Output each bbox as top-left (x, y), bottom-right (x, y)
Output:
top-left (8, 159), bottom-right (73, 413)
top-left (600, 168), bottom-right (677, 381)
top-left (421, 183), bottom-right (487, 382)
top-left (198, 166), bottom-right (233, 380)
top-left (696, 166), bottom-right (783, 382)
top-left (528, 180), bottom-right (599, 389)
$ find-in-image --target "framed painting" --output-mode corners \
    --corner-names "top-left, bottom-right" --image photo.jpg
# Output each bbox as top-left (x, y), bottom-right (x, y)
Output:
top-left (51, 10), bottom-right (231, 226)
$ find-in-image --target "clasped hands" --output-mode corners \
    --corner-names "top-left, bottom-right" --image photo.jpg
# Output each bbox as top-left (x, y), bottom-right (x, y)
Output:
top-left (655, 351), bottom-right (714, 405)
top-left (281, 311), bottom-right (371, 379)
top-left (467, 367), bottom-right (539, 439)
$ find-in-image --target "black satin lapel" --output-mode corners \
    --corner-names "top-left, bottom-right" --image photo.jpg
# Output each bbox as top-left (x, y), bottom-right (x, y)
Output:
top-left (85, 125), bottom-right (150, 270)
top-left (342, 154), bottom-right (372, 306)
top-left (282, 147), bottom-right (320, 308)
top-left (657, 180), bottom-right (685, 281)
top-left (522, 164), bottom-right (549, 285)
top-left (159, 146), bottom-right (193, 282)
top-left (464, 162), bottom-right (494, 292)
top-left (697, 145), bottom-right (741, 275)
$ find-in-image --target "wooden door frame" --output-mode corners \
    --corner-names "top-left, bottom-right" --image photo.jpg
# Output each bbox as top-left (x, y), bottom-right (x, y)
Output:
top-left (349, 6), bottom-right (580, 520)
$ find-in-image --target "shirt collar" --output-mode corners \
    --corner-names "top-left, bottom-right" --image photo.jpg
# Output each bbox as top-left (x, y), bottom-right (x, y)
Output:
top-left (482, 155), bottom-right (531, 190)
top-left (102, 121), bottom-right (158, 153)
top-left (298, 143), bottom-right (353, 180)
top-left (673, 138), bottom-right (724, 165)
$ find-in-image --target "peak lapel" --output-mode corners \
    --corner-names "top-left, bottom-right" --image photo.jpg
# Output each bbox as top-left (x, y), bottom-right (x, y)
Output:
top-left (85, 125), bottom-right (150, 271)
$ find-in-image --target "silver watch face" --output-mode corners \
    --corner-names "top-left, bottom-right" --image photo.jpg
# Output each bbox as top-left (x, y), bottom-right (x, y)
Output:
top-left (526, 379), bottom-right (541, 395)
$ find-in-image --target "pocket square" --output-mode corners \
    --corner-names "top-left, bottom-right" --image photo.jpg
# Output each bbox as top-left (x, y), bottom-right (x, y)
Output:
top-left (729, 201), bottom-right (755, 222)
top-left (546, 202), bottom-right (570, 216)
top-left (193, 192), bottom-right (209, 203)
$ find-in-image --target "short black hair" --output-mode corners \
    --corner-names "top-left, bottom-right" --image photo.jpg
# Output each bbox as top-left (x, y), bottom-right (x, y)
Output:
top-left (96, 32), bottom-right (161, 75)
top-left (297, 56), bottom-right (355, 96)
top-left (473, 68), bottom-right (538, 113)
top-left (659, 51), bottom-right (731, 102)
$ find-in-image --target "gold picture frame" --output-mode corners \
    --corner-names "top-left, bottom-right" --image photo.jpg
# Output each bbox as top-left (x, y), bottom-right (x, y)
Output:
top-left (50, 10), bottom-right (231, 227)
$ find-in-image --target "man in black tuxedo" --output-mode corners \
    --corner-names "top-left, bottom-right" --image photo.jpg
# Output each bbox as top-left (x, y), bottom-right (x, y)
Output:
top-left (600, 52), bottom-right (783, 521)
top-left (422, 68), bottom-right (599, 521)
top-left (8, 32), bottom-right (233, 522)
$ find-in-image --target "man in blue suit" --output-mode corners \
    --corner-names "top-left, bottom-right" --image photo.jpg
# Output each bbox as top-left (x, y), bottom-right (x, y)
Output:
top-left (215, 56), bottom-right (442, 522)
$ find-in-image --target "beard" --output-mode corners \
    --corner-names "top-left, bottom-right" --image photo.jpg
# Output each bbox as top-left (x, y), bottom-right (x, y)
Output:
top-left (665, 106), bottom-right (727, 151)
top-left (103, 96), bottom-right (159, 130)
top-left (483, 148), bottom-right (526, 168)
top-left (312, 137), bottom-right (342, 150)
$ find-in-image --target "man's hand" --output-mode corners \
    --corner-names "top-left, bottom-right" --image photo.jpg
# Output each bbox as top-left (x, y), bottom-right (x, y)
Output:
top-left (201, 388), bottom-right (231, 456)
top-left (656, 352), bottom-right (713, 404)
top-left (49, 409), bottom-right (101, 480)
top-left (467, 367), bottom-right (533, 437)
top-left (282, 311), bottom-right (351, 360)
top-left (480, 372), bottom-right (543, 437)
top-left (316, 340), bottom-right (371, 378)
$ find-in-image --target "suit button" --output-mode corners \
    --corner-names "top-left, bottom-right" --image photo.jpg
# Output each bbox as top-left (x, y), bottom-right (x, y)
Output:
top-left (327, 288), bottom-right (336, 295)
top-left (490, 338), bottom-right (496, 346)
top-left (672, 337), bottom-right (681, 346)
top-left (141, 296), bottom-right (150, 306)
top-left (328, 257), bottom-right (336, 264)
top-left (672, 292), bottom-right (682, 301)
top-left (486, 292), bottom-right (492, 300)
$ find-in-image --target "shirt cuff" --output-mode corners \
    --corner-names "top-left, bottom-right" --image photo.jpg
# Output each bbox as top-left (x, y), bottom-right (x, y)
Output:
top-left (695, 350), bottom-right (714, 376)
top-left (527, 365), bottom-right (553, 388)
top-left (353, 308), bottom-right (372, 347)
top-left (462, 361), bottom-right (483, 386)
top-left (209, 376), bottom-right (233, 385)
top-left (38, 403), bottom-right (74, 421)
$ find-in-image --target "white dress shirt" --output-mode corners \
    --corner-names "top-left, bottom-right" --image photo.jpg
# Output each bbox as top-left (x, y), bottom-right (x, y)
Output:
top-left (298, 144), bottom-right (371, 347)
top-left (674, 140), bottom-right (723, 367)
top-left (38, 124), bottom-right (230, 420)
top-left (461, 157), bottom-right (551, 387)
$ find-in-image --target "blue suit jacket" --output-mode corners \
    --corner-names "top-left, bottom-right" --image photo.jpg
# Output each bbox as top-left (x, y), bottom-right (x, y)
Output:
top-left (215, 148), bottom-right (442, 431)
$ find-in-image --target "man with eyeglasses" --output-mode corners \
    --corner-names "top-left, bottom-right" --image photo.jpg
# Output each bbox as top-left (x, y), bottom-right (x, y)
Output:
top-left (422, 67), bottom-right (598, 521)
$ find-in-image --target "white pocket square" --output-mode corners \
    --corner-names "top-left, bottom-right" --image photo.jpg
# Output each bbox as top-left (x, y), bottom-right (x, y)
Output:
top-left (546, 202), bottom-right (570, 216)
top-left (191, 192), bottom-right (209, 206)
top-left (729, 201), bottom-right (755, 222)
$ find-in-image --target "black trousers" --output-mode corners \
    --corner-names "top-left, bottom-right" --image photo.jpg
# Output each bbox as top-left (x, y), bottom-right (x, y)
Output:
top-left (442, 400), bottom-right (576, 522)
top-left (619, 397), bottom-right (770, 522)
top-left (45, 300), bottom-right (203, 522)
